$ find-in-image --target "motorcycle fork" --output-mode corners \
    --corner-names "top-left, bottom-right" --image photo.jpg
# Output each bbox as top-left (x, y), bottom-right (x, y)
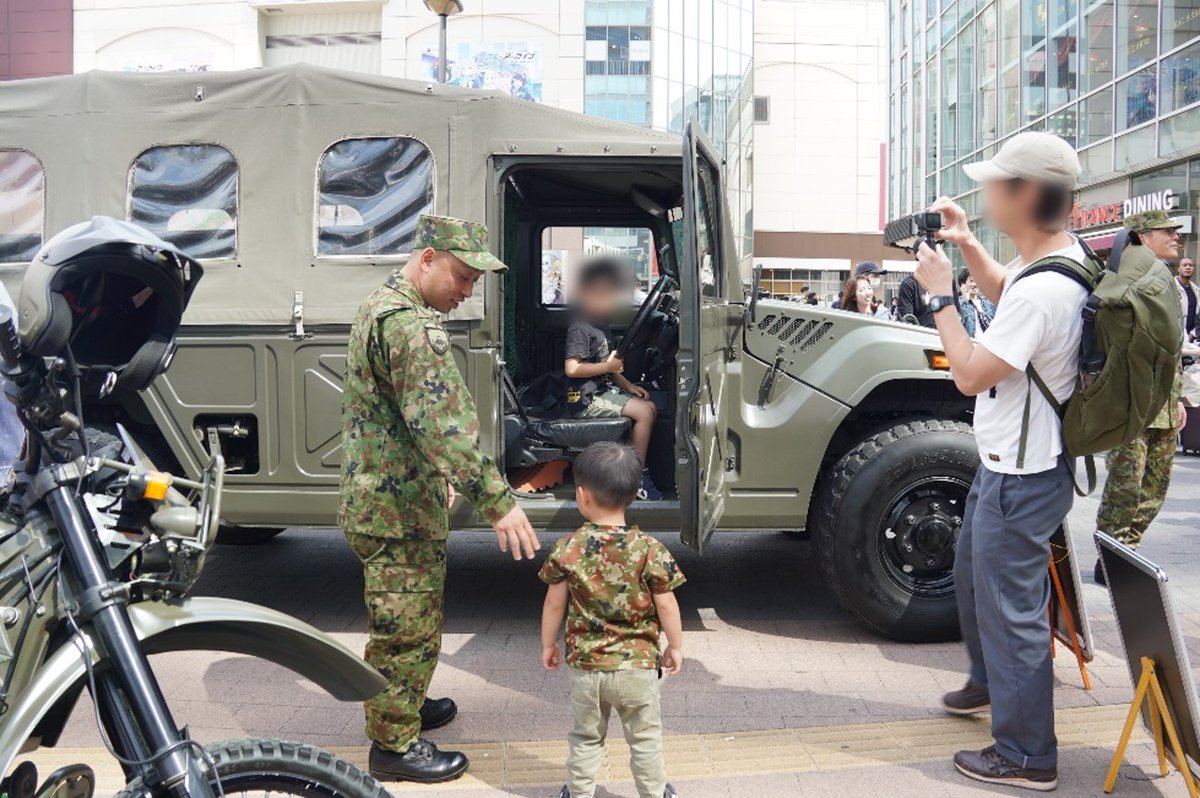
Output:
top-left (44, 483), bottom-right (216, 798)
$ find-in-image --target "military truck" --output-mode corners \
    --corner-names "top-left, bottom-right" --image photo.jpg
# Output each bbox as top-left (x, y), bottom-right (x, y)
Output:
top-left (0, 64), bottom-right (976, 642)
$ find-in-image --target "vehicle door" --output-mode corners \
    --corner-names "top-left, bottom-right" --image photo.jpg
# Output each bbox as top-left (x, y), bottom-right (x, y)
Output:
top-left (676, 120), bottom-right (736, 552)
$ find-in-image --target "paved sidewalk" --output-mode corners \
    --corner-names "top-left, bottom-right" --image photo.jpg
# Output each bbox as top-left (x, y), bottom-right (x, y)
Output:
top-left (23, 454), bottom-right (1200, 796)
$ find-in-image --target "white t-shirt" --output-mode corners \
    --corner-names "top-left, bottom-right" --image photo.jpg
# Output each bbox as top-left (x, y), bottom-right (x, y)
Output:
top-left (973, 242), bottom-right (1089, 474)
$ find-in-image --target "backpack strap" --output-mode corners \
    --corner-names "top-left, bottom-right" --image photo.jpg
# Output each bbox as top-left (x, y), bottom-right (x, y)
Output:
top-left (1019, 365), bottom-right (1097, 496)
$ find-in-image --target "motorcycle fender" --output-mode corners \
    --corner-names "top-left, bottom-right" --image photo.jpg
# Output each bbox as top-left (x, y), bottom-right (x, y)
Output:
top-left (0, 597), bottom-right (385, 776)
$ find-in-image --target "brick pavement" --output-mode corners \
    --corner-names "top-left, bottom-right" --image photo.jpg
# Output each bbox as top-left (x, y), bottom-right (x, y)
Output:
top-left (24, 453), bottom-right (1200, 796)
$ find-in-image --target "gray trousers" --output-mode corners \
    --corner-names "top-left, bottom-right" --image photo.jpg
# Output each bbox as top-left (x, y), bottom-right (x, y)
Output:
top-left (955, 458), bottom-right (1073, 771)
top-left (567, 667), bottom-right (665, 798)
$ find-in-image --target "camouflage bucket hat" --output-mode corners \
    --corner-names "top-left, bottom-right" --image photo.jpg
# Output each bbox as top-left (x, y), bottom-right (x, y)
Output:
top-left (414, 213), bottom-right (508, 272)
top-left (1124, 209), bottom-right (1183, 233)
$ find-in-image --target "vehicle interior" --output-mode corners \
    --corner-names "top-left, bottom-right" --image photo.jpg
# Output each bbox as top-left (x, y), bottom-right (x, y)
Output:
top-left (499, 161), bottom-right (685, 501)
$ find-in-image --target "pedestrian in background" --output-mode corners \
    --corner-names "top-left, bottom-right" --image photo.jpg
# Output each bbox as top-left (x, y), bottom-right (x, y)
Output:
top-left (913, 132), bottom-right (1087, 791)
top-left (340, 214), bottom-right (539, 783)
top-left (1094, 210), bottom-right (1187, 585)
top-left (540, 442), bottom-right (685, 798)
top-left (839, 275), bottom-right (890, 319)
top-left (897, 272), bottom-right (936, 326)
top-left (958, 268), bottom-right (995, 338)
top-left (1176, 255), bottom-right (1198, 342)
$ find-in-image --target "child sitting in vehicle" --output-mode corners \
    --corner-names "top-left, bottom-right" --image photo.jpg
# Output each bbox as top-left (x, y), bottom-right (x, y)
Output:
top-left (564, 256), bottom-right (662, 500)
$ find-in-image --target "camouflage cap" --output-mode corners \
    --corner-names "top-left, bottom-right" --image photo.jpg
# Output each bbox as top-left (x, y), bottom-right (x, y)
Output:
top-left (414, 213), bottom-right (508, 272)
top-left (1124, 209), bottom-right (1183, 233)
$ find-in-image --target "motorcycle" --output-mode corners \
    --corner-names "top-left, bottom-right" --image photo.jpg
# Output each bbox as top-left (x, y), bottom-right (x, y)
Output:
top-left (0, 221), bottom-right (390, 798)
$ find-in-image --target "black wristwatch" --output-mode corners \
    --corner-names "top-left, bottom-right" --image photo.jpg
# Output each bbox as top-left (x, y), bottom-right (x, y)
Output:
top-left (928, 295), bottom-right (957, 314)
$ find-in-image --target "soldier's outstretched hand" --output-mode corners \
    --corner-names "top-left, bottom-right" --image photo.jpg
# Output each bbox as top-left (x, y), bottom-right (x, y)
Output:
top-left (492, 504), bottom-right (540, 560)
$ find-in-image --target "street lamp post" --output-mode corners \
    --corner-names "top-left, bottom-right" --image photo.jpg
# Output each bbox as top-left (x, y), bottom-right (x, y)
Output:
top-left (424, 0), bottom-right (464, 84)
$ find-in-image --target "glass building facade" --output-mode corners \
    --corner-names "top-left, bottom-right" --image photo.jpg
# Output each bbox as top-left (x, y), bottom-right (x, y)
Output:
top-left (888, 0), bottom-right (1200, 261)
top-left (585, 0), bottom-right (755, 260)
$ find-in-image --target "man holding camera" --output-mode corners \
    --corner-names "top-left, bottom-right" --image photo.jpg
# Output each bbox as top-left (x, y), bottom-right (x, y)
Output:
top-left (912, 132), bottom-right (1087, 792)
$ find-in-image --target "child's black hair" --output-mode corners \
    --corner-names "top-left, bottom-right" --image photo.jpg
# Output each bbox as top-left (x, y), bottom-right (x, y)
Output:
top-left (576, 256), bottom-right (634, 292)
top-left (574, 441), bottom-right (642, 509)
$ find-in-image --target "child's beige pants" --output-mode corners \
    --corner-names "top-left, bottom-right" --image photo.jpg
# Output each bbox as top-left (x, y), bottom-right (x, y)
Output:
top-left (566, 666), bottom-right (666, 798)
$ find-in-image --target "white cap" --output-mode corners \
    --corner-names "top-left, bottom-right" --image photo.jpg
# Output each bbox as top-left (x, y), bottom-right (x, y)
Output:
top-left (962, 132), bottom-right (1082, 188)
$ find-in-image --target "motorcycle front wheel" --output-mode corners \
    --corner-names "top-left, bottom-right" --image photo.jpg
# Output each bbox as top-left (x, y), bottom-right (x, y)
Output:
top-left (113, 739), bottom-right (391, 798)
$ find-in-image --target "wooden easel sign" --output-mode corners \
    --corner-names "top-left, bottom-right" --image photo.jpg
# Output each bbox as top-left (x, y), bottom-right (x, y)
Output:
top-left (1096, 533), bottom-right (1200, 795)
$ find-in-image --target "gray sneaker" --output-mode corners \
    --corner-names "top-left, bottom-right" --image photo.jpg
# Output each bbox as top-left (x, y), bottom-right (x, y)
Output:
top-left (954, 746), bottom-right (1057, 791)
top-left (664, 785), bottom-right (678, 798)
top-left (942, 681), bottom-right (990, 715)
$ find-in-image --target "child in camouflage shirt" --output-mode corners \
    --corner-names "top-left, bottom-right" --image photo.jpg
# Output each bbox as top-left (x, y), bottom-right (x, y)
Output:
top-left (539, 442), bottom-right (685, 798)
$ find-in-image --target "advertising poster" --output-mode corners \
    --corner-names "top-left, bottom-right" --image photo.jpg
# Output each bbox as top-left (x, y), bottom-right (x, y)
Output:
top-left (542, 249), bottom-right (567, 305)
top-left (422, 41), bottom-right (543, 102)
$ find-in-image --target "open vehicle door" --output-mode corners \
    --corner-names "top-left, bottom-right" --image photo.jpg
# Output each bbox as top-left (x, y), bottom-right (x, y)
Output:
top-left (676, 119), bottom-right (736, 552)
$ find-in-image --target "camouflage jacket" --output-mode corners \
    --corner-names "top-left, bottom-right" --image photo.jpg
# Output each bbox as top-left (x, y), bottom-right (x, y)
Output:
top-left (1148, 366), bottom-right (1183, 430)
top-left (339, 272), bottom-right (515, 538)
top-left (539, 523), bottom-right (686, 671)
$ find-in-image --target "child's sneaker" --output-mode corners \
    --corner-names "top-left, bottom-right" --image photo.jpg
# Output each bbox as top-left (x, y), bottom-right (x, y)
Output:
top-left (637, 468), bottom-right (663, 500)
top-left (664, 785), bottom-right (679, 798)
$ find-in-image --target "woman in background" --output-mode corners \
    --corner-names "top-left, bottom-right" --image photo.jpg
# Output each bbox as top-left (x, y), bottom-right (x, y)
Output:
top-left (839, 275), bottom-right (890, 319)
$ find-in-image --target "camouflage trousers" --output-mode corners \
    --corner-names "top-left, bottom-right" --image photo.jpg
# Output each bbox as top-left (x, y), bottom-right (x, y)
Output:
top-left (345, 530), bottom-right (448, 752)
top-left (1096, 426), bottom-right (1178, 548)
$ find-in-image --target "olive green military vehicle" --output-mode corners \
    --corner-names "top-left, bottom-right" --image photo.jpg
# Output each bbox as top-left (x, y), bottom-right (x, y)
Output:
top-left (0, 64), bottom-right (977, 642)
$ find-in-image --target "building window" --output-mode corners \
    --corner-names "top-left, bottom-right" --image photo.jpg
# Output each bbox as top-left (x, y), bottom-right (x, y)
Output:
top-left (1083, 0), bottom-right (1115, 93)
top-left (128, 144), bottom-right (238, 260)
top-left (1080, 86), bottom-right (1114, 145)
top-left (1117, 0), bottom-right (1158, 75)
top-left (753, 96), bottom-right (769, 123)
top-left (1163, 0), bottom-right (1200, 53)
top-left (0, 150), bottom-right (43, 264)
top-left (1116, 64), bottom-right (1158, 130)
top-left (316, 137), bottom-right (434, 257)
top-left (1161, 40), bottom-right (1200, 115)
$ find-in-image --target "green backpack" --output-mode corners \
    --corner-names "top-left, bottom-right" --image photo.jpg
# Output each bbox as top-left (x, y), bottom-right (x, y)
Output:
top-left (1016, 230), bottom-right (1183, 494)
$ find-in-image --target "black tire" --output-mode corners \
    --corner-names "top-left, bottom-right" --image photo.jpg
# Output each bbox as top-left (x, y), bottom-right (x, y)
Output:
top-left (113, 738), bottom-right (391, 798)
top-left (216, 526), bottom-right (286, 545)
top-left (811, 419), bottom-right (978, 642)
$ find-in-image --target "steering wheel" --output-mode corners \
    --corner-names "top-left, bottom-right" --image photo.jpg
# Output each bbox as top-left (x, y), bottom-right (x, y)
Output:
top-left (616, 275), bottom-right (673, 359)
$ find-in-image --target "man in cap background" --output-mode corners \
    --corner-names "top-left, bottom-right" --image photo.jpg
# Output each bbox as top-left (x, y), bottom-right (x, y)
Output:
top-left (1093, 209), bottom-right (1187, 584)
top-left (912, 131), bottom-right (1087, 791)
top-left (340, 213), bottom-right (539, 783)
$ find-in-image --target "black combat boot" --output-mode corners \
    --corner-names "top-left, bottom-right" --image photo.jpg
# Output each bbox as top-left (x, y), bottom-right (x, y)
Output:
top-left (368, 739), bottom-right (468, 783)
top-left (420, 696), bottom-right (458, 730)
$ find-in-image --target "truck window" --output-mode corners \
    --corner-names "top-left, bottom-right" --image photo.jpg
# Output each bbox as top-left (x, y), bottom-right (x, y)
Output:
top-left (540, 226), bottom-right (657, 306)
top-left (693, 158), bottom-right (721, 298)
top-left (316, 137), bottom-right (434, 257)
top-left (0, 150), bottom-right (44, 263)
top-left (128, 144), bottom-right (238, 260)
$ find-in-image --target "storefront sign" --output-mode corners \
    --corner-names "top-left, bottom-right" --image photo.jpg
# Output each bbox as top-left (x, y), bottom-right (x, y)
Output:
top-left (1070, 189), bottom-right (1180, 231)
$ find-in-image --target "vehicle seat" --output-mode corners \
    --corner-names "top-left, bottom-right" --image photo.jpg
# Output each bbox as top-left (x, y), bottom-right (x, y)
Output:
top-left (502, 370), bottom-right (630, 469)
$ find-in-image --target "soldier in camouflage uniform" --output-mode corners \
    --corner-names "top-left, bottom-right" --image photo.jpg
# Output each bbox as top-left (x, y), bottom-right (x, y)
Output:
top-left (539, 442), bottom-right (685, 798)
top-left (1095, 209), bottom-right (1186, 584)
top-left (340, 213), bottom-right (539, 783)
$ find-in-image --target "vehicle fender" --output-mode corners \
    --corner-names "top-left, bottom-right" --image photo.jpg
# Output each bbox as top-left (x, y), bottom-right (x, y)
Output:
top-left (0, 597), bottom-right (384, 776)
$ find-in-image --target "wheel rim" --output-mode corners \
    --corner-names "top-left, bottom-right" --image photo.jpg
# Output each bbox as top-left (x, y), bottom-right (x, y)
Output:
top-left (211, 773), bottom-right (344, 797)
top-left (877, 475), bottom-right (970, 598)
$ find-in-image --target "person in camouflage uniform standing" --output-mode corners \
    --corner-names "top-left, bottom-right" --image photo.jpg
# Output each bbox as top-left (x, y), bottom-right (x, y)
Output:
top-left (340, 213), bottom-right (539, 783)
top-left (539, 442), bottom-right (685, 798)
top-left (1095, 209), bottom-right (1187, 585)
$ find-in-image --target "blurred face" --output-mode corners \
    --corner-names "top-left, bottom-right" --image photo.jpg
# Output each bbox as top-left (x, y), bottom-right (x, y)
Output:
top-left (1142, 228), bottom-right (1182, 262)
top-left (577, 280), bottom-right (622, 321)
top-left (411, 248), bottom-right (483, 313)
top-left (980, 178), bottom-right (1055, 236)
top-left (1181, 259), bottom-right (1196, 280)
top-left (854, 277), bottom-right (875, 309)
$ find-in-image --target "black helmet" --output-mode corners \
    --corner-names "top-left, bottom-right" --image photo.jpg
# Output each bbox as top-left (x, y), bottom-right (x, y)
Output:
top-left (18, 216), bottom-right (203, 391)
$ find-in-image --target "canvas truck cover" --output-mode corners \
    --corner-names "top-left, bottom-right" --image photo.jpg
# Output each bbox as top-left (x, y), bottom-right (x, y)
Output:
top-left (0, 64), bottom-right (678, 326)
